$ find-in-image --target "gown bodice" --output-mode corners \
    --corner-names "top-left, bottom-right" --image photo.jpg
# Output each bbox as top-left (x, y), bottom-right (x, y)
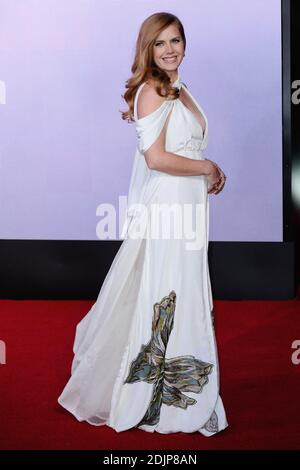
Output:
top-left (134, 74), bottom-right (208, 157)
top-left (124, 73), bottom-right (209, 223)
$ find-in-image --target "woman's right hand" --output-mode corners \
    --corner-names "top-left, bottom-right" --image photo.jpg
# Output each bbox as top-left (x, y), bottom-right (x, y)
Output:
top-left (204, 159), bottom-right (226, 194)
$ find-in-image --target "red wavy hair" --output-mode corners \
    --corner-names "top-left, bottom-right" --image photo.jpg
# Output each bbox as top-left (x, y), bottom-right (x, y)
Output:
top-left (120, 12), bottom-right (186, 123)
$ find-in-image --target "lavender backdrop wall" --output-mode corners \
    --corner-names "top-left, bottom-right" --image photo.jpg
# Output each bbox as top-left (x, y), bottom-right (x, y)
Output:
top-left (0, 0), bottom-right (282, 240)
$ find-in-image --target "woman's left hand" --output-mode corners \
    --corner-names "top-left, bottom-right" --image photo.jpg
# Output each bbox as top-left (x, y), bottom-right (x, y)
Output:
top-left (208, 163), bottom-right (227, 194)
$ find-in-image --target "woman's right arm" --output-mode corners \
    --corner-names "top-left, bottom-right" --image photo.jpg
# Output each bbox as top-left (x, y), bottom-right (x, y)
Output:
top-left (137, 84), bottom-right (216, 177)
top-left (147, 147), bottom-right (213, 177)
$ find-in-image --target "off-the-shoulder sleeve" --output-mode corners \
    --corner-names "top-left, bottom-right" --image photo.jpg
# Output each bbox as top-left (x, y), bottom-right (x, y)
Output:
top-left (134, 84), bottom-right (175, 154)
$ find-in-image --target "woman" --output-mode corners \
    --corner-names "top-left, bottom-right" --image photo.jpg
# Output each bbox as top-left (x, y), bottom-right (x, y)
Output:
top-left (58, 12), bottom-right (228, 436)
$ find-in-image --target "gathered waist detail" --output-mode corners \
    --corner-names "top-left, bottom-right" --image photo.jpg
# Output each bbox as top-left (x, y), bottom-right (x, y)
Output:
top-left (176, 137), bottom-right (204, 153)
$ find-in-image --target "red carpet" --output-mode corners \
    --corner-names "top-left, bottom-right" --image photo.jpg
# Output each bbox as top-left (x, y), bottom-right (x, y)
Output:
top-left (0, 297), bottom-right (300, 450)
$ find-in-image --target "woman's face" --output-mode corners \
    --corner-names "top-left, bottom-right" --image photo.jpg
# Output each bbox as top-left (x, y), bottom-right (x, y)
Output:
top-left (152, 23), bottom-right (185, 76)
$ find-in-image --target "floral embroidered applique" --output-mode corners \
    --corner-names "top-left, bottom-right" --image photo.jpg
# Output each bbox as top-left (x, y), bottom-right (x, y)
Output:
top-left (124, 290), bottom-right (214, 427)
top-left (203, 410), bottom-right (219, 433)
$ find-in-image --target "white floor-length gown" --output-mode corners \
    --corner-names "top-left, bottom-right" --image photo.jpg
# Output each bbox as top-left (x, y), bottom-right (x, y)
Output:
top-left (58, 74), bottom-right (229, 436)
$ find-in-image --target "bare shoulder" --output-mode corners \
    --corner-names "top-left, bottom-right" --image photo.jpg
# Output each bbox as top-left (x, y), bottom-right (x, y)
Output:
top-left (136, 82), bottom-right (166, 120)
